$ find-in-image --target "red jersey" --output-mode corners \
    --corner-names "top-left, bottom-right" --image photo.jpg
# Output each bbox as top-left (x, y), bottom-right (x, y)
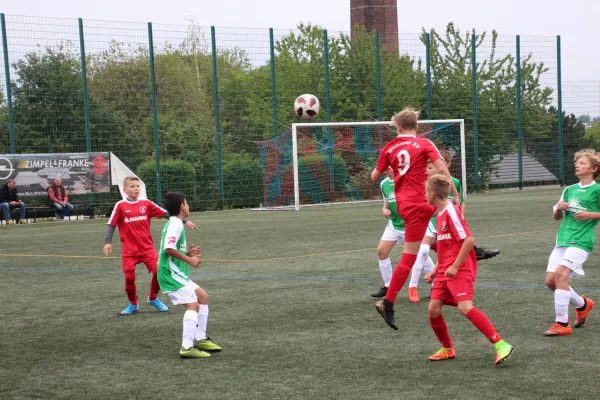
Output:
top-left (108, 199), bottom-right (166, 257)
top-left (375, 135), bottom-right (441, 203)
top-left (435, 203), bottom-right (477, 281)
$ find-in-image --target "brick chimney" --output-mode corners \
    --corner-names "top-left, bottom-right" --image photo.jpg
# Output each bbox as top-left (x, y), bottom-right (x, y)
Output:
top-left (350, 0), bottom-right (399, 52)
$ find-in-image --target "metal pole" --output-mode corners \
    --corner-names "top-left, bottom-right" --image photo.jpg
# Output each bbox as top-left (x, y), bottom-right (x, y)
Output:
top-left (78, 18), bottom-right (94, 203)
top-left (1, 14), bottom-right (15, 153)
top-left (211, 26), bottom-right (224, 202)
top-left (375, 31), bottom-right (382, 122)
top-left (557, 35), bottom-right (564, 187)
top-left (323, 29), bottom-right (334, 194)
top-left (425, 32), bottom-right (432, 119)
top-left (148, 22), bottom-right (162, 203)
top-left (471, 33), bottom-right (479, 190)
top-left (269, 28), bottom-right (278, 138)
top-left (516, 35), bottom-right (523, 190)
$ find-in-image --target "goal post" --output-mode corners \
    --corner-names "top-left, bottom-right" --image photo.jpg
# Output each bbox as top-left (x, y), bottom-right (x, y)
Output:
top-left (256, 119), bottom-right (466, 211)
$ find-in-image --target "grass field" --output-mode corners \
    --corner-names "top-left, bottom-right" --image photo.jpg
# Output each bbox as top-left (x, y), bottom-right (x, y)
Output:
top-left (2, 188), bottom-right (600, 399)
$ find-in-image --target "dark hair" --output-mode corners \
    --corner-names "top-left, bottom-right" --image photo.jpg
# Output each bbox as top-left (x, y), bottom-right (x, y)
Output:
top-left (163, 192), bottom-right (186, 216)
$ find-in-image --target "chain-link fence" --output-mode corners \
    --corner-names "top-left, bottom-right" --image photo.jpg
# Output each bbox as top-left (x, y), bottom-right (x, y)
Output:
top-left (0, 14), bottom-right (593, 210)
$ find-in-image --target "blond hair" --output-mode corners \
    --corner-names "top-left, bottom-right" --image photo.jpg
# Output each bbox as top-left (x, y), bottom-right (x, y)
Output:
top-left (575, 149), bottom-right (600, 178)
top-left (427, 174), bottom-right (450, 199)
top-left (123, 176), bottom-right (140, 188)
top-left (391, 107), bottom-right (419, 131)
top-left (439, 149), bottom-right (453, 167)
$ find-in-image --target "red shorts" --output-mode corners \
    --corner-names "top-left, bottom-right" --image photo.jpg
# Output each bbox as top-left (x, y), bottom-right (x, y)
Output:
top-left (122, 253), bottom-right (158, 273)
top-left (397, 202), bottom-right (437, 242)
top-left (430, 277), bottom-right (474, 307)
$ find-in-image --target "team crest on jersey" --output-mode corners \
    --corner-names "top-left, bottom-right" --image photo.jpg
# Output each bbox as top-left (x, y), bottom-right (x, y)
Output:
top-left (441, 221), bottom-right (448, 232)
top-left (139, 206), bottom-right (147, 215)
top-left (567, 198), bottom-right (586, 213)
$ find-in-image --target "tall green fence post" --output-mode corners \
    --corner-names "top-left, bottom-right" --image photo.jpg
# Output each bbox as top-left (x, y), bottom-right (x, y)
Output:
top-left (557, 35), bottom-right (564, 187)
top-left (78, 18), bottom-right (94, 203)
top-left (269, 28), bottom-right (278, 138)
top-left (1, 14), bottom-right (15, 153)
top-left (374, 32), bottom-right (382, 121)
top-left (211, 26), bottom-right (224, 203)
top-left (425, 32), bottom-right (432, 119)
top-left (148, 22), bottom-right (162, 203)
top-left (323, 29), bottom-right (334, 193)
top-left (516, 35), bottom-right (523, 190)
top-left (471, 33), bottom-right (479, 190)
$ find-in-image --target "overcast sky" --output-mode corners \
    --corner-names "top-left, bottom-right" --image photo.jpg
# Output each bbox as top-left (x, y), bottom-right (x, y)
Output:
top-left (2, 0), bottom-right (599, 116)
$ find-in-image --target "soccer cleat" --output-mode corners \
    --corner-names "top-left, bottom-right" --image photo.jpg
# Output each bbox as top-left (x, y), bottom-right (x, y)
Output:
top-left (147, 297), bottom-right (169, 312)
top-left (6, 219), bottom-right (15, 225)
top-left (375, 299), bottom-right (398, 330)
top-left (370, 286), bottom-right (388, 298)
top-left (426, 290), bottom-right (432, 299)
top-left (194, 337), bottom-right (222, 352)
top-left (574, 297), bottom-right (595, 328)
top-left (495, 342), bottom-right (514, 365)
top-left (474, 246), bottom-right (500, 261)
top-left (428, 348), bottom-right (456, 361)
top-left (19, 219), bottom-right (27, 224)
top-left (179, 346), bottom-right (211, 358)
top-left (120, 303), bottom-right (139, 316)
top-left (408, 287), bottom-right (420, 303)
top-left (543, 322), bottom-right (572, 337)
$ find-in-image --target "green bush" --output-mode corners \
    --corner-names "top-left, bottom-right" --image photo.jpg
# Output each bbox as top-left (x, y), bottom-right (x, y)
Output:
top-left (138, 159), bottom-right (197, 204)
top-left (222, 154), bottom-right (263, 207)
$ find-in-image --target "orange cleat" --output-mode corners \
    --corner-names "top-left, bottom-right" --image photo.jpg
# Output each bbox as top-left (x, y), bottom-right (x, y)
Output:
top-left (428, 348), bottom-right (456, 361)
top-left (574, 297), bottom-right (594, 328)
top-left (543, 322), bottom-right (572, 337)
top-left (408, 287), bottom-right (420, 303)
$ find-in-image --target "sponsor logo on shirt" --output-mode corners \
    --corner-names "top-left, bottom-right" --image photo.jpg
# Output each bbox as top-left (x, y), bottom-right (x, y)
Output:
top-left (567, 199), bottom-right (586, 213)
top-left (139, 206), bottom-right (147, 215)
top-left (167, 236), bottom-right (176, 244)
top-left (437, 233), bottom-right (452, 241)
top-left (124, 215), bottom-right (148, 223)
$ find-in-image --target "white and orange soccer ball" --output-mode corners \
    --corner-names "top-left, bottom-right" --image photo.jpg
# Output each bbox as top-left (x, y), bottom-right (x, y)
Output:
top-left (294, 94), bottom-right (320, 119)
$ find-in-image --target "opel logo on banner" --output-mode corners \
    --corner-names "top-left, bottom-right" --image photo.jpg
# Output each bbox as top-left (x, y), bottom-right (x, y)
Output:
top-left (0, 157), bottom-right (14, 180)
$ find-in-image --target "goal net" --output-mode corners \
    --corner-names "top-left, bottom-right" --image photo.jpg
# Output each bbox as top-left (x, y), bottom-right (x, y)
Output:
top-left (255, 120), bottom-right (466, 210)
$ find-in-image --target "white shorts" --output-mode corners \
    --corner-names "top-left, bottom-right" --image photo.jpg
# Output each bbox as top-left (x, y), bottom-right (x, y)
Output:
top-left (165, 280), bottom-right (201, 305)
top-left (546, 247), bottom-right (589, 278)
top-left (425, 219), bottom-right (437, 240)
top-left (380, 224), bottom-right (405, 244)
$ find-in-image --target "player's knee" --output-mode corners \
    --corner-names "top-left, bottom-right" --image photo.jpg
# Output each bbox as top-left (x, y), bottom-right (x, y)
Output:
top-left (457, 302), bottom-right (472, 316)
top-left (124, 271), bottom-right (136, 285)
top-left (377, 246), bottom-right (389, 260)
top-left (428, 303), bottom-right (442, 317)
top-left (196, 290), bottom-right (209, 304)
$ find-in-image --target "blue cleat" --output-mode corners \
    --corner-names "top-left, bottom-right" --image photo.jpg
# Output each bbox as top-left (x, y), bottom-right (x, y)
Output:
top-left (147, 297), bottom-right (169, 312)
top-left (120, 303), bottom-right (139, 316)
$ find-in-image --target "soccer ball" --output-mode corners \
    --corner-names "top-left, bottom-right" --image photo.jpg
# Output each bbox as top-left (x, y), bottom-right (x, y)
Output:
top-left (294, 94), bottom-right (320, 119)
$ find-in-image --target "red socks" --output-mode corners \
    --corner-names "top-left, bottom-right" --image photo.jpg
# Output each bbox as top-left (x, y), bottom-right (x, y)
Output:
top-left (385, 253), bottom-right (417, 304)
top-left (148, 270), bottom-right (160, 301)
top-left (124, 270), bottom-right (138, 305)
top-left (429, 315), bottom-right (453, 348)
top-left (466, 307), bottom-right (502, 344)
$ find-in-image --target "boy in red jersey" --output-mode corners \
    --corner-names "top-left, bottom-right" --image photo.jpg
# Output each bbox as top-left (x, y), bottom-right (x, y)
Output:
top-left (372, 108), bottom-right (458, 329)
top-left (103, 176), bottom-right (198, 315)
top-left (424, 174), bottom-right (513, 365)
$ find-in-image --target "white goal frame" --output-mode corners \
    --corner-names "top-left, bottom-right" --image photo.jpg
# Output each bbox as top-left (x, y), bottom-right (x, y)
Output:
top-left (291, 119), bottom-right (466, 211)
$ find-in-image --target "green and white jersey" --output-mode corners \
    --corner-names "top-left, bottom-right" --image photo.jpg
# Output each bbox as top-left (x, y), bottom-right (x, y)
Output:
top-left (449, 176), bottom-right (464, 204)
top-left (380, 178), bottom-right (405, 230)
top-left (158, 217), bottom-right (191, 292)
top-left (556, 182), bottom-right (600, 252)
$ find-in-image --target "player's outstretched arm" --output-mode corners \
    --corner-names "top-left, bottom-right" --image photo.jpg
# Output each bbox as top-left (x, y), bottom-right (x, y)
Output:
top-left (161, 212), bottom-right (198, 230)
top-left (445, 236), bottom-right (474, 278)
top-left (165, 248), bottom-right (201, 268)
top-left (371, 168), bottom-right (383, 183)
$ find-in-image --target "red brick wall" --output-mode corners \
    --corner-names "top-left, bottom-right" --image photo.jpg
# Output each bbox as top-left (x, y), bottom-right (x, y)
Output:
top-left (350, 0), bottom-right (399, 52)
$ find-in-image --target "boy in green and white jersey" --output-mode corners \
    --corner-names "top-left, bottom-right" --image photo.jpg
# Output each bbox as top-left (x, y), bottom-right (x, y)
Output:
top-left (543, 150), bottom-right (600, 337)
top-left (371, 167), bottom-right (411, 298)
top-left (158, 191), bottom-right (222, 358)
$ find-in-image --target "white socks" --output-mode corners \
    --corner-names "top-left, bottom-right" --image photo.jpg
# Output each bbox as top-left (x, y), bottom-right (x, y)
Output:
top-left (569, 286), bottom-right (585, 309)
top-left (379, 258), bottom-right (392, 287)
top-left (409, 244), bottom-right (433, 288)
top-left (182, 310), bottom-right (198, 349)
top-left (195, 304), bottom-right (209, 341)
top-left (554, 289), bottom-right (571, 323)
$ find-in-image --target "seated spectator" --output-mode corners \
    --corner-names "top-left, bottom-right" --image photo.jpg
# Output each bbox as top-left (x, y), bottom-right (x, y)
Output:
top-left (47, 177), bottom-right (73, 220)
top-left (0, 179), bottom-right (26, 224)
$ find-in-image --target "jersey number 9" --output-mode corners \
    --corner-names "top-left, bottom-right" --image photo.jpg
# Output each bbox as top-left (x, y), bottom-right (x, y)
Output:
top-left (397, 150), bottom-right (410, 176)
